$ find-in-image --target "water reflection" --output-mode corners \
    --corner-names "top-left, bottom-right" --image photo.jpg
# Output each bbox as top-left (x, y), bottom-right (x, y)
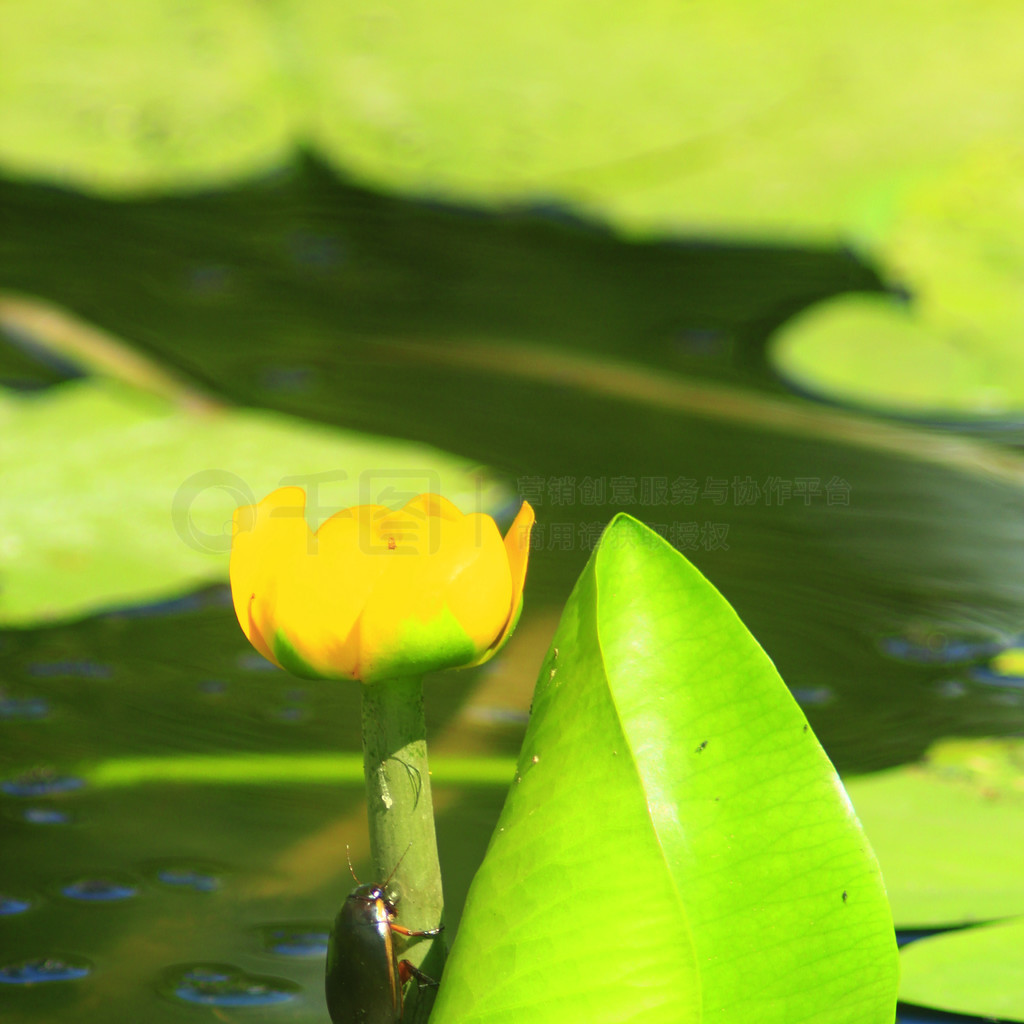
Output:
top-left (880, 633), bottom-right (1011, 666)
top-left (0, 696), bottom-right (50, 720)
top-left (150, 863), bottom-right (223, 894)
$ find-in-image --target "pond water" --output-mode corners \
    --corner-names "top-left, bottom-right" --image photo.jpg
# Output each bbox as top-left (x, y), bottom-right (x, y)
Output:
top-left (3, 158), bottom-right (1023, 1022)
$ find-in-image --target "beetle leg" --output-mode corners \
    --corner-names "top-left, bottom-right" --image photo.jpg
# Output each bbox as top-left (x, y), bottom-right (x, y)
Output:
top-left (398, 960), bottom-right (439, 988)
top-left (391, 923), bottom-right (444, 938)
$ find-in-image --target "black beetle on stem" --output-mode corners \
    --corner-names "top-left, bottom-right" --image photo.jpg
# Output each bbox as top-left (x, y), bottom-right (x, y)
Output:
top-left (325, 853), bottom-right (443, 1024)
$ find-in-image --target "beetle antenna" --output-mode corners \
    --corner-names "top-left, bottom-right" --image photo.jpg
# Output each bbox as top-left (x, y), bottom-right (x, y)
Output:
top-left (345, 845), bottom-right (360, 885)
top-left (382, 841), bottom-right (414, 888)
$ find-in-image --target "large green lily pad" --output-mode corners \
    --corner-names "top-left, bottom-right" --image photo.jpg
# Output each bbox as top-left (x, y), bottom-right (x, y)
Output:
top-left (0, 376), bottom-right (502, 626)
top-left (772, 146), bottom-right (1024, 417)
top-left (844, 738), bottom-right (1024, 928)
top-left (431, 515), bottom-right (897, 1024)
top-left (899, 916), bottom-right (1024, 1022)
top-left (0, 0), bottom-right (1017, 240)
top-left (5, 1), bottom-right (1024, 414)
top-left (0, 1), bottom-right (291, 191)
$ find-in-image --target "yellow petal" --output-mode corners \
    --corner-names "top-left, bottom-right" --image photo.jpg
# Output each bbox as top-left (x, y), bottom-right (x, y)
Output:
top-left (269, 504), bottom-right (394, 678)
top-left (356, 499), bottom-right (513, 680)
top-left (246, 593), bottom-right (280, 668)
top-left (473, 500), bottom-right (535, 663)
top-left (437, 511), bottom-right (514, 648)
top-left (399, 493), bottom-right (464, 522)
top-left (230, 486), bottom-right (309, 668)
top-left (504, 501), bottom-right (535, 610)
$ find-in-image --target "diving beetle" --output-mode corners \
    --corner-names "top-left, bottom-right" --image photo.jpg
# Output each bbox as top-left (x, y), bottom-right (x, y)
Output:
top-left (325, 853), bottom-right (443, 1024)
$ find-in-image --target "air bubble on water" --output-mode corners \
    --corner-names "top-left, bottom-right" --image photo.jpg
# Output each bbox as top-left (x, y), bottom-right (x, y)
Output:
top-left (0, 894), bottom-right (34, 916)
top-left (19, 806), bottom-right (72, 825)
top-left (0, 695), bottom-right (50, 720)
top-left (0, 955), bottom-right (91, 984)
top-left (62, 877), bottom-right (139, 902)
top-left (155, 867), bottom-right (222, 893)
top-left (274, 705), bottom-right (308, 723)
top-left (879, 632), bottom-right (1007, 665)
top-left (259, 923), bottom-right (330, 957)
top-left (790, 686), bottom-right (835, 707)
top-left (143, 858), bottom-right (227, 893)
top-left (1, 768), bottom-right (85, 798)
top-left (163, 963), bottom-right (301, 1006)
top-left (238, 652), bottom-right (280, 673)
top-left (934, 679), bottom-right (967, 699)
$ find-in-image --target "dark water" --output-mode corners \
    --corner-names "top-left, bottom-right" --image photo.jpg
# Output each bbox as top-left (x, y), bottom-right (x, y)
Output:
top-left (3, 156), bottom-right (1022, 1021)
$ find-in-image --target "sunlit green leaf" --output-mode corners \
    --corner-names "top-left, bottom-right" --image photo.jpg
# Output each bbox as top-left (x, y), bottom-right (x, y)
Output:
top-left (431, 514), bottom-right (897, 1024)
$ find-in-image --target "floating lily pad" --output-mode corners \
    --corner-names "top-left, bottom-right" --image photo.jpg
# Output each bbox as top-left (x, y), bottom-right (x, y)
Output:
top-left (772, 148), bottom-right (1024, 417)
top-left (0, 1), bottom-right (290, 191)
top-left (5, 2), bottom-right (1024, 416)
top-left (844, 738), bottom-right (1024, 928)
top-left (1, 0), bottom-right (1020, 242)
top-left (0, 376), bottom-right (503, 625)
top-left (899, 916), bottom-right (1024, 1022)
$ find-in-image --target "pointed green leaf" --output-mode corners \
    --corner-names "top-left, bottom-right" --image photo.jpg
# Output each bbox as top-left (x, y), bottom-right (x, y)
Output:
top-left (431, 515), bottom-right (897, 1024)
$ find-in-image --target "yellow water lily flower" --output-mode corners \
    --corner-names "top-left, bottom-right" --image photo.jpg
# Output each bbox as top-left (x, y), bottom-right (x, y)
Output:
top-left (230, 489), bottom-right (534, 683)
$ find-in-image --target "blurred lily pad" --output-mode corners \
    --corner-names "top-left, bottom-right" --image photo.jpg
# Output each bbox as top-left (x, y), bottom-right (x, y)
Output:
top-left (899, 916), bottom-right (1024, 1022)
top-left (6, 2), bottom-right (1024, 417)
top-left (5, 0), bottom-right (1024, 425)
top-left (844, 738), bottom-right (1024, 927)
top-left (0, 375), bottom-right (503, 626)
top-left (0, 1), bottom-right (292, 191)
top-left (1, 0), bottom-right (1019, 241)
top-left (772, 147), bottom-right (1024, 417)
top-left (772, 293), bottom-right (1014, 417)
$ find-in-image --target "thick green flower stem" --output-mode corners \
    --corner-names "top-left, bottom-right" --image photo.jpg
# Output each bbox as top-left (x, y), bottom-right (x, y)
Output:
top-left (361, 675), bottom-right (447, 1021)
